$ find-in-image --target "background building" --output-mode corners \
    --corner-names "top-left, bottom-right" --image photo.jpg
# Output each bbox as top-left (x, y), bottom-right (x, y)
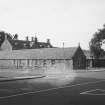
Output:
top-left (0, 31), bottom-right (53, 50)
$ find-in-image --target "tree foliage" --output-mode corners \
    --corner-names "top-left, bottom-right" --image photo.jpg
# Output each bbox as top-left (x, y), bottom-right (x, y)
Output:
top-left (13, 34), bottom-right (18, 40)
top-left (89, 24), bottom-right (105, 58)
top-left (0, 31), bottom-right (13, 46)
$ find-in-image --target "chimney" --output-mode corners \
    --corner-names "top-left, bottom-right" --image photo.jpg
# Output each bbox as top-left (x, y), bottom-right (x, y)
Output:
top-left (26, 36), bottom-right (29, 41)
top-left (31, 37), bottom-right (34, 41)
top-left (47, 39), bottom-right (50, 44)
top-left (35, 36), bottom-right (38, 43)
top-left (63, 42), bottom-right (64, 48)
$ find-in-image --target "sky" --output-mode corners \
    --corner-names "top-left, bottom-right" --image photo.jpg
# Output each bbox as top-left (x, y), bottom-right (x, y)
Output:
top-left (0, 0), bottom-right (105, 50)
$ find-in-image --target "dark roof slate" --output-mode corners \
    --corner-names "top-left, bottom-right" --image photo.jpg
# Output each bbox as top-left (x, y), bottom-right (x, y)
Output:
top-left (9, 39), bottom-right (30, 50)
top-left (0, 47), bottom-right (78, 59)
top-left (7, 39), bottom-right (53, 49)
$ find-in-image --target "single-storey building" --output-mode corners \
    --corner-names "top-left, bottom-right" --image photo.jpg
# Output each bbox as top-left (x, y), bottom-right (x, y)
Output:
top-left (0, 47), bottom-right (87, 70)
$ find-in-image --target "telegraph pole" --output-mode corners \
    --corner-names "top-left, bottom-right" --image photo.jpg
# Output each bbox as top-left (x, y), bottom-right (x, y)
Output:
top-left (63, 42), bottom-right (64, 48)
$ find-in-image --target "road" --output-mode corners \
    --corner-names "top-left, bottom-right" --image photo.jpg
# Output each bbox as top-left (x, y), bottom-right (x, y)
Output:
top-left (0, 71), bottom-right (105, 105)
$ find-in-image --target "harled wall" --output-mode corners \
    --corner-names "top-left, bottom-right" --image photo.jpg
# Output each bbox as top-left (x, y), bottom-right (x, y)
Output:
top-left (0, 59), bottom-right (73, 71)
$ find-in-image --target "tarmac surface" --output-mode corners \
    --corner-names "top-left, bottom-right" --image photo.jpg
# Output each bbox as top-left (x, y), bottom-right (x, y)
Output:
top-left (0, 70), bottom-right (105, 105)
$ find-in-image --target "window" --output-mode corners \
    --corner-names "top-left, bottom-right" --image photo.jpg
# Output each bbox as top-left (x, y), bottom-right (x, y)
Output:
top-left (43, 60), bottom-right (46, 65)
top-left (15, 42), bottom-right (18, 45)
top-left (51, 59), bottom-right (55, 65)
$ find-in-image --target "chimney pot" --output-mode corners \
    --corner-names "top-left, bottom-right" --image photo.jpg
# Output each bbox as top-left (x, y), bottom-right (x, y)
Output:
top-left (35, 36), bottom-right (38, 43)
top-left (26, 36), bottom-right (29, 41)
top-left (47, 39), bottom-right (50, 44)
top-left (31, 37), bottom-right (34, 41)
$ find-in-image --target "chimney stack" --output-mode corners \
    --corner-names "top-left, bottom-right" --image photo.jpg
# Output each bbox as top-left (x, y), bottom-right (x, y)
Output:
top-left (63, 42), bottom-right (64, 48)
top-left (26, 36), bottom-right (29, 41)
top-left (31, 37), bottom-right (34, 41)
top-left (35, 36), bottom-right (38, 43)
top-left (47, 39), bottom-right (50, 44)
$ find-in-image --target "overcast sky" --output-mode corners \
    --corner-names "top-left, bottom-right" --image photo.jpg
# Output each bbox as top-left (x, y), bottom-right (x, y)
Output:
top-left (0, 0), bottom-right (105, 49)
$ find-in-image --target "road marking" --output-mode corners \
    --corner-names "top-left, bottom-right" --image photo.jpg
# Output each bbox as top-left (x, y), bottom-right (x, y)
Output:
top-left (80, 89), bottom-right (105, 95)
top-left (0, 79), bottom-right (105, 99)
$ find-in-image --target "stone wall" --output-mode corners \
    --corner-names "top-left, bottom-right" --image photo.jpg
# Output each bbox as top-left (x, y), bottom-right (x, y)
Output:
top-left (0, 59), bottom-right (73, 71)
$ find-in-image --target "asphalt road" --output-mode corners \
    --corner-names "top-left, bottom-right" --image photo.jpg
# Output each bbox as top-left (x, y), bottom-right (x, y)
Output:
top-left (0, 75), bottom-right (104, 105)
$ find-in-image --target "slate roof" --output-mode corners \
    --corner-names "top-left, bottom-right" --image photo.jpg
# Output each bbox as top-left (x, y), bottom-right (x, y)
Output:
top-left (7, 39), bottom-right (53, 50)
top-left (0, 47), bottom-right (78, 60)
top-left (31, 41), bottom-right (53, 49)
top-left (9, 39), bottom-right (30, 50)
top-left (0, 32), bottom-right (53, 50)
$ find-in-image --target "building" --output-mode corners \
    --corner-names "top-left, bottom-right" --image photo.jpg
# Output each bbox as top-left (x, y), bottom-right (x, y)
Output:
top-left (83, 50), bottom-right (93, 68)
top-left (0, 41), bottom-right (86, 70)
top-left (0, 32), bottom-right (53, 50)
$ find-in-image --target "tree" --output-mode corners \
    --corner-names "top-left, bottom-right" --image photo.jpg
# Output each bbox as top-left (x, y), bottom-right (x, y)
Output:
top-left (13, 34), bottom-right (18, 40)
top-left (0, 31), bottom-right (13, 46)
top-left (0, 31), bottom-right (5, 45)
top-left (89, 24), bottom-right (105, 58)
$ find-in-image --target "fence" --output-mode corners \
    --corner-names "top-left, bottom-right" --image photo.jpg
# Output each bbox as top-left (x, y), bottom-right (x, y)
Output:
top-left (86, 59), bottom-right (105, 68)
